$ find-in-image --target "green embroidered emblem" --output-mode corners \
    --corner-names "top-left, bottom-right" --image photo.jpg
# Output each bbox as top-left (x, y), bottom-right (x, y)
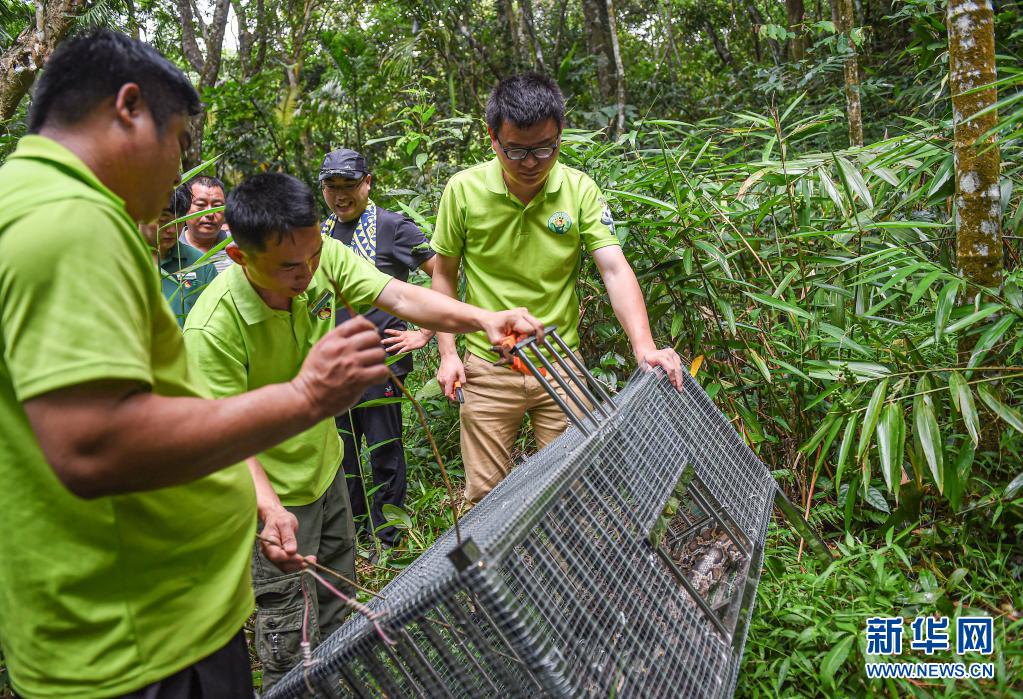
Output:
top-left (547, 211), bottom-right (573, 235)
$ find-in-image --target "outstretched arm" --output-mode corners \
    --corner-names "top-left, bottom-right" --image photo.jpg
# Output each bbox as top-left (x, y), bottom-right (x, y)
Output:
top-left (592, 245), bottom-right (684, 389)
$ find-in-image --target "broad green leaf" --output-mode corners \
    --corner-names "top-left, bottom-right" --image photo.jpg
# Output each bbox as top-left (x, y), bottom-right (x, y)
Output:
top-left (977, 384), bottom-right (1023, 434)
top-left (948, 371), bottom-right (980, 446)
top-left (381, 504), bottom-right (413, 529)
top-left (877, 402), bottom-right (905, 497)
top-left (864, 486), bottom-right (891, 513)
top-left (913, 376), bottom-right (944, 493)
top-left (822, 634), bottom-right (855, 687)
top-left (967, 315), bottom-right (1017, 370)
top-left (857, 379), bottom-right (888, 463)
top-left (743, 291), bottom-right (814, 320)
top-left (834, 418), bottom-right (856, 496)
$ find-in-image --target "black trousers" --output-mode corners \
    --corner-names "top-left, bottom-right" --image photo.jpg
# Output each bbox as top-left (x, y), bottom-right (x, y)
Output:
top-left (115, 629), bottom-right (252, 698)
top-left (336, 378), bottom-right (407, 546)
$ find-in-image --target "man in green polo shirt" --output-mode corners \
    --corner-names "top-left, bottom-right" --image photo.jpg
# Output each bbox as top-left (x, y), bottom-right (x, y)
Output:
top-left (182, 172), bottom-right (542, 688)
top-left (139, 186), bottom-right (218, 325)
top-left (0, 30), bottom-right (399, 698)
top-left (432, 72), bottom-right (684, 507)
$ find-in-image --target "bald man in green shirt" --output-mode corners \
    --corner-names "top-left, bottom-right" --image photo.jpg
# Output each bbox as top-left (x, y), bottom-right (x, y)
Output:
top-left (432, 72), bottom-right (684, 508)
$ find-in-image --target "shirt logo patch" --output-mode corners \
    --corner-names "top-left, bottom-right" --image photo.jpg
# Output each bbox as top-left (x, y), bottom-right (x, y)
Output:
top-left (310, 290), bottom-right (333, 321)
top-left (547, 211), bottom-right (573, 235)
top-left (598, 197), bottom-right (615, 230)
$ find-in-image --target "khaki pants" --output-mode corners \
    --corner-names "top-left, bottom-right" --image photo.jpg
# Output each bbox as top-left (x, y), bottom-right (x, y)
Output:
top-left (460, 352), bottom-right (587, 506)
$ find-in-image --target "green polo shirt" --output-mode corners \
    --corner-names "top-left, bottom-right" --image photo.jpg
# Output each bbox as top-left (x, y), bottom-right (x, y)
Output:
top-left (431, 158), bottom-right (620, 363)
top-left (0, 136), bottom-right (256, 698)
top-left (183, 236), bottom-right (391, 506)
top-left (160, 242), bottom-right (218, 326)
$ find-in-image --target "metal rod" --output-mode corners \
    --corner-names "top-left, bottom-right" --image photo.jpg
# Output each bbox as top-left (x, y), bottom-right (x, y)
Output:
top-left (538, 334), bottom-right (613, 420)
top-left (547, 328), bottom-right (614, 405)
top-left (513, 347), bottom-right (591, 435)
top-left (523, 342), bottom-right (601, 429)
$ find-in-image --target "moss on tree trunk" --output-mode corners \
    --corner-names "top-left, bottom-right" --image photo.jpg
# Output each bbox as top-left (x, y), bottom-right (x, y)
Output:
top-left (948, 0), bottom-right (1002, 289)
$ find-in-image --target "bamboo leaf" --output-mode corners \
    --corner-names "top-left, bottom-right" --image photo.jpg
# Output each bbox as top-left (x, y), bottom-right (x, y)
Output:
top-left (967, 315), bottom-right (1016, 370)
top-left (857, 379), bottom-right (888, 462)
top-left (934, 281), bottom-right (960, 344)
top-left (877, 402), bottom-right (905, 497)
top-left (948, 371), bottom-right (980, 446)
top-left (977, 384), bottom-right (1023, 434)
top-left (822, 634), bottom-right (855, 687)
top-left (834, 418), bottom-right (856, 495)
top-left (910, 269), bottom-right (945, 305)
top-left (836, 156), bottom-right (874, 208)
top-left (743, 291), bottom-right (814, 320)
top-left (942, 304), bottom-right (1000, 335)
top-left (913, 376), bottom-right (944, 493)
top-left (749, 348), bottom-right (772, 383)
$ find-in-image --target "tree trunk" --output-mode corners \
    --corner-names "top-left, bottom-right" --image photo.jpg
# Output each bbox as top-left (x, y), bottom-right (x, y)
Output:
top-left (518, 0), bottom-right (547, 72)
top-left (948, 0), bottom-right (1002, 288)
top-left (497, 0), bottom-right (526, 68)
top-left (582, 0), bottom-right (626, 135)
top-left (605, 0), bottom-right (626, 136)
top-left (786, 0), bottom-right (806, 61)
top-left (830, 0), bottom-right (863, 146)
top-left (0, 0), bottom-right (90, 122)
top-left (177, 0), bottom-right (231, 168)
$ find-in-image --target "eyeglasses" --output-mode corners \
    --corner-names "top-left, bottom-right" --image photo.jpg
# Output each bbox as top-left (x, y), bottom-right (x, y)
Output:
top-left (495, 136), bottom-right (560, 161)
top-left (322, 176), bottom-right (366, 193)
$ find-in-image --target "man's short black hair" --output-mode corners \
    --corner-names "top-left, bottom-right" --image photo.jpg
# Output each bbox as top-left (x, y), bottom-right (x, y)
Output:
top-left (485, 72), bottom-right (565, 135)
top-left (165, 186), bottom-right (191, 216)
top-left (186, 175), bottom-right (226, 197)
top-left (226, 173), bottom-right (317, 251)
top-left (28, 28), bottom-right (200, 134)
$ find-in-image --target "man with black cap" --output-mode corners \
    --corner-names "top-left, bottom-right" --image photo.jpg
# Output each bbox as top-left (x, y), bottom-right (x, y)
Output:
top-left (320, 148), bottom-right (437, 551)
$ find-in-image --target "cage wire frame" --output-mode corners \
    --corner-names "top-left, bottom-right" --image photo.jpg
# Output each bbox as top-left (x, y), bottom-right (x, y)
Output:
top-left (266, 328), bottom-right (831, 699)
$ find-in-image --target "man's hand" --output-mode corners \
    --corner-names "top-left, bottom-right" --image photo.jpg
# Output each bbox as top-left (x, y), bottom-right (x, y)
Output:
top-left (382, 328), bottom-right (433, 354)
top-left (259, 507), bottom-right (310, 573)
top-left (292, 316), bottom-right (389, 419)
top-left (479, 308), bottom-right (545, 347)
top-left (639, 347), bottom-right (685, 390)
top-left (437, 354), bottom-right (466, 402)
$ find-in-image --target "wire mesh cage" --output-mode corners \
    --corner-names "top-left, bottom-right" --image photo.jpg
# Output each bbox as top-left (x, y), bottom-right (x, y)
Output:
top-left (267, 338), bottom-right (783, 699)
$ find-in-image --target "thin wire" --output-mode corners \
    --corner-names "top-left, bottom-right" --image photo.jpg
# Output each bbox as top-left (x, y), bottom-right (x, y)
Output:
top-left (256, 533), bottom-right (385, 600)
top-left (304, 568), bottom-right (396, 646)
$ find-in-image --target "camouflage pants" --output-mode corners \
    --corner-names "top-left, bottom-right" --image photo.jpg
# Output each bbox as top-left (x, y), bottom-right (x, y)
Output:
top-left (252, 467), bottom-right (356, 690)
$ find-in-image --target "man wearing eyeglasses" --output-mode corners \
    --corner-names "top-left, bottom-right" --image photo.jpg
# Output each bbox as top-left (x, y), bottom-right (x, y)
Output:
top-left (431, 72), bottom-right (684, 508)
top-left (319, 148), bottom-right (437, 550)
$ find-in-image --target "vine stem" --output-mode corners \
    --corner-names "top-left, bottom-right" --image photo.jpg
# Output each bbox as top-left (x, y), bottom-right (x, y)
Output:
top-left (327, 276), bottom-right (463, 546)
